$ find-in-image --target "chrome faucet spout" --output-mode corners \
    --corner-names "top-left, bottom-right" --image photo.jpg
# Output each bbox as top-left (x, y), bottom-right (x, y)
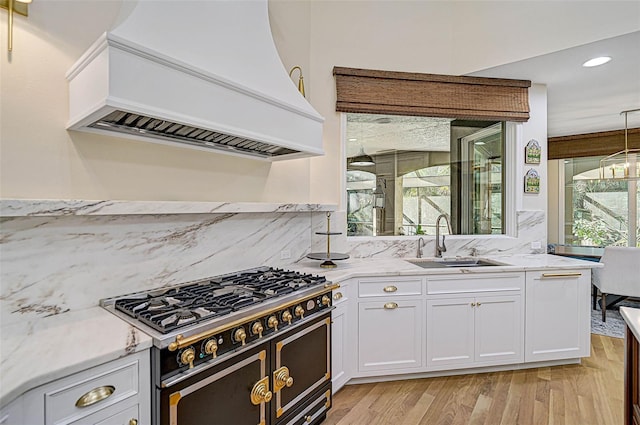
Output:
top-left (435, 214), bottom-right (452, 258)
top-left (417, 237), bottom-right (425, 258)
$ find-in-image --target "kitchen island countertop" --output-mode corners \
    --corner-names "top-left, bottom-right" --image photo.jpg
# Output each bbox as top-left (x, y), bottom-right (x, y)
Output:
top-left (621, 307), bottom-right (640, 342)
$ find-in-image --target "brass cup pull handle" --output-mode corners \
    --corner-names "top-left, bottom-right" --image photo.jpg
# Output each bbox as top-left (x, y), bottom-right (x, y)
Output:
top-left (384, 302), bottom-right (398, 310)
top-left (333, 292), bottom-right (343, 300)
top-left (250, 377), bottom-right (273, 405)
top-left (383, 285), bottom-right (398, 293)
top-left (75, 385), bottom-right (115, 408)
top-left (273, 366), bottom-right (294, 392)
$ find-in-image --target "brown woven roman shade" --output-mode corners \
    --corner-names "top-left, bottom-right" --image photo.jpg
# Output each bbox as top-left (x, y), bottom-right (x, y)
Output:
top-left (333, 67), bottom-right (531, 122)
top-left (548, 128), bottom-right (640, 160)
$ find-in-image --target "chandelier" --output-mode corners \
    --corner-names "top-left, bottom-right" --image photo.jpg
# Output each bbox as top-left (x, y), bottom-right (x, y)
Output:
top-left (599, 108), bottom-right (640, 180)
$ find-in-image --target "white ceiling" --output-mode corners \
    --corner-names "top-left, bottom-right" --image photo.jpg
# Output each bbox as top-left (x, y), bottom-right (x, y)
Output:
top-left (469, 31), bottom-right (640, 138)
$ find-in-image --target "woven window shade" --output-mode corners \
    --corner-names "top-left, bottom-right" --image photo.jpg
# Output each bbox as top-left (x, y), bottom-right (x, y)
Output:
top-left (333, 67), bottom-right (531, 122)
top-left (548, 128), bottom-right (640, 160)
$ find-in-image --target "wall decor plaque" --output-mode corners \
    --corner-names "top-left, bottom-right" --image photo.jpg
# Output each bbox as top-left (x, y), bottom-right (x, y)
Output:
top-left (524, 168), bottom-right (540, 194)
top-left (525, 139), bottom-right (541, 164)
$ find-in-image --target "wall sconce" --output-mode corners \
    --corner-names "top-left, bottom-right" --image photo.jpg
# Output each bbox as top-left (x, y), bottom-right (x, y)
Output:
top-left (1, 0), bottom-right (31, 52)
top-left (373, 178), bottom-right (386, 209)
top-left (289, 66), bottom-right (305, 98)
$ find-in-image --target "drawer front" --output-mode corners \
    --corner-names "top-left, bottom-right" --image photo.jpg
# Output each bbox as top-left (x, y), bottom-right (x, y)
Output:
top-left (358, 277), bottom-right (422, 298)
top-left (45, 359), bottom-right (139, 424)
top-left (332, 284), bottom-right (349, 307)
top-left (426, 273), bottom-right (524, 296)
top-left (94, 405), bottom-right (138, 425)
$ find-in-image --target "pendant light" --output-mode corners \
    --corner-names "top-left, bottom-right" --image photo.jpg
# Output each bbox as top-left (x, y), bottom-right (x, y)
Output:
top-left (349, 145), bottom-right (375, 166)
top-left (599, 109), bottom-right (640, 180)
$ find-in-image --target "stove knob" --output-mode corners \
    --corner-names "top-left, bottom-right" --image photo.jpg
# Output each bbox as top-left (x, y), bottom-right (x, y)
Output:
top-left (180, 347), bottom-right (196, 369)
top-left (294, 305), bottom-right (305, 319)
top-left (282, 310), bottom-right (293, 325)
top-left (252, 321), bottom-right (264, 338)
top-left (267, 315), bottom-right (279, 331)
top-left (233, 327), bottom-right (247, 346)
top-left (204, 339), bottom-right (218, 358)
top-left (321, 295), bottom-right (331, 306)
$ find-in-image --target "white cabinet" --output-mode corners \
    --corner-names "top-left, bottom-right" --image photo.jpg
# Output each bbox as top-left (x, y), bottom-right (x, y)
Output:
top-left (426, 273), bottom-right (524, 370)
top-left (525, 269), bottom-right (591, 362)
top-left (358, 299), bottom-right (423, 373)
top-left (356, 277), bottom-right (424, 375)
top-left (18, 350), bottom-right (150, 425)
top-left (331, 280), bottom-right (351, 393)
top-left (0, 396), bottom-right (23, 425)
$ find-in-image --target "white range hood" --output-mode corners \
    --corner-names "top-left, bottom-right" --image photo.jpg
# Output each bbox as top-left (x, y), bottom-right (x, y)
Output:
top-left (66, 0), bottom-right (324, 161)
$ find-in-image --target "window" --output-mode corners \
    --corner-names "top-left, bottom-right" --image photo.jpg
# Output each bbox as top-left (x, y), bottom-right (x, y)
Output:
top-left (562, 156), bottom-right (639, 247)
top-left (346, 113), bottom-right (507, 237)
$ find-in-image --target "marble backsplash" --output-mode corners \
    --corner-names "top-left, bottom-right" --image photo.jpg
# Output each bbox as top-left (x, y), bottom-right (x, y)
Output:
top-left (0, 210), bottom-right (322, 326)
top-left (1, 200), bottom-right (544, 326)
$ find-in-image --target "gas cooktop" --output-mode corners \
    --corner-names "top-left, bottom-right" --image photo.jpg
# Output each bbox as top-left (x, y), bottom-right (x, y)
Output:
top-left (109, 267), bottom-right (328, 334)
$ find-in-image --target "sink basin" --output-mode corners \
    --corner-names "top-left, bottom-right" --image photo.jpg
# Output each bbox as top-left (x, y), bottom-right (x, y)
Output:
top-left (406, 258), bottom-right (506, 268)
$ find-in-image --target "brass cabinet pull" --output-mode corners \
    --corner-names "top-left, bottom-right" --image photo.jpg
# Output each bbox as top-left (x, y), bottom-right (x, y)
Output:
top-left (129, 420), bottom-right (138, 425)
top-left (333, 292), bottom-right (343, 300)
top-left (305, 415), bottom-right (313, 423)
top-left (541, 272), bottom-right (582, 278)
top-left (471, 302), bottom-right (476, 307)
top-left (273, 366), bottom-right (294, 392)
top-left (75, 385), bottom-right (115, 408)
top-left (383, 285), bottom-right (398, 293)
top-left (250, 377), bottom-right (273, 405)
top-left (384, 302), bottom-right (398, 310)
top-left (477, 302), bottom-right (481, 306)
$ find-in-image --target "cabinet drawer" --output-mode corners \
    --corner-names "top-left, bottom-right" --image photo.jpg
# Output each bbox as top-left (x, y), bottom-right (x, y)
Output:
top-left (45, 359), bottom-right (139, 424)
top-left (358, 277), bottom-right (422, 298)
top-left (332, 285), bottom-right (349, 307)
top-left (426, 273), bottom-right (524, 296)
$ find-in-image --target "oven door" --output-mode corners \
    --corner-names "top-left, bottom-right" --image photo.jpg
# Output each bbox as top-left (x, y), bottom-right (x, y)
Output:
top-left (271, 312), bottom-right (331, 421)
top-left (160, 344), bottom-right (271, 425)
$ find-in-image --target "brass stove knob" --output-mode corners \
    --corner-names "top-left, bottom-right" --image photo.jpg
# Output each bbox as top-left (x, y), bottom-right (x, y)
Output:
top-left (180, 347), bottom-right (196, 369)
top-left (204, 339), bottom-right (218, 358)
top-left (267, 315), bottom-right (279, 331)
top-left (282, 310), bottom-right (292, 325)
top-left (233, 327), bottom-right (247, 346)
top-left (321, 295), bottom-right (331, 306)
top-left (252, 321), bottom-right (264, 338)
top-left (294, 305), bottom-right (305, 318)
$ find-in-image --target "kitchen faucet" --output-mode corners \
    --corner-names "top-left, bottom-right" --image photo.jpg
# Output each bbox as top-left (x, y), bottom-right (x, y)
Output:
top-left (435, 214), bottom-right (453, 258)
top-left (417, 237), bottom-right (426, 258)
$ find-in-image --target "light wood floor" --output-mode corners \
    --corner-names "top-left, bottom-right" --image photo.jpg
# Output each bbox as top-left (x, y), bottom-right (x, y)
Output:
top-left (325, 334), bottom-right (624, 425)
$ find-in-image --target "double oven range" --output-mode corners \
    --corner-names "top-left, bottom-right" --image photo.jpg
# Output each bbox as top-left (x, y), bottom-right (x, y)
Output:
top-left (101, 267), bottom-right (338, 425)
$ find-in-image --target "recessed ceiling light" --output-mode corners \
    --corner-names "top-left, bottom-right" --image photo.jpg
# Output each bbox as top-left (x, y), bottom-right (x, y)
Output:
top-left (582, 56), bottom-right (612, 67)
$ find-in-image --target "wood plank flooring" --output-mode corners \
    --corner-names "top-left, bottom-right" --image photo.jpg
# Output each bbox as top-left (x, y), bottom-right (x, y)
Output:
top-left (325, 334), bottom-right (624, 425)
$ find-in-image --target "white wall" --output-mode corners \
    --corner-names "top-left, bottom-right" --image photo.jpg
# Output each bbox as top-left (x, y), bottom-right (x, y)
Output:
top-left (2, 1), bottom-right (639, 204)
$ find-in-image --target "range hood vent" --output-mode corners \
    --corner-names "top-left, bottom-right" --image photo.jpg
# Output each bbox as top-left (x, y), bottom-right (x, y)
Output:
top-left (66, 0), bottom-right (324, 161)
top-left (92, 111), bottom-right (297, 159)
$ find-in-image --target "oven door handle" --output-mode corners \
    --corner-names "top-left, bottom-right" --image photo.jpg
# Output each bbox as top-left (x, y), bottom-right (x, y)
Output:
top-left (273, 366), bottom-right (294, 392)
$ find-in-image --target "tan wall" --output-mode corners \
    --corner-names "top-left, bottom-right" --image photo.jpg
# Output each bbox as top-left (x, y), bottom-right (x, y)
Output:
top-left (2, 1), bottom-right (639, 204)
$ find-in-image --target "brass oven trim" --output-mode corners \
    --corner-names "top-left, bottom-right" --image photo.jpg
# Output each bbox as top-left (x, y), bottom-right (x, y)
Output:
top-left (168, 350), bottom-right (267, 425)
top-left (275, 317), bottom-right (331, 418)
top-left (282, 390), bottom-right (331, 425)
top-left (168, 284), bottom-right (340, 352)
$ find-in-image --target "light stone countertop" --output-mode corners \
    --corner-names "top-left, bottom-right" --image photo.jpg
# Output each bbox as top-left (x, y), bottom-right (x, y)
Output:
top-left (0, 253), bottom-right (599, 409)
top-left (621, 307), bottom-right (640, 342)
top-left (0, 306), bottom-right (152, 409)
top-left (290, 253), bottom-right (601, 283)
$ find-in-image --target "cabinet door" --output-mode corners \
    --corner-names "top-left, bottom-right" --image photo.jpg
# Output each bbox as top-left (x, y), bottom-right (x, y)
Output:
top-left (426, 297), bottom-right (475, 369)
top-left (331, 302), bottom-right (348, 393)
top-left (525, 270), bottom-right (590, 362)
top-left (358, 300), bottom-right (423, 372)
top-left (474, 295), bottom-right (523, 365)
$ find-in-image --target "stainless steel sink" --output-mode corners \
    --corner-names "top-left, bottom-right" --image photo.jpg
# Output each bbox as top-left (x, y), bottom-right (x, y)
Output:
top-left (406, 258), bottom-right (507, 268)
